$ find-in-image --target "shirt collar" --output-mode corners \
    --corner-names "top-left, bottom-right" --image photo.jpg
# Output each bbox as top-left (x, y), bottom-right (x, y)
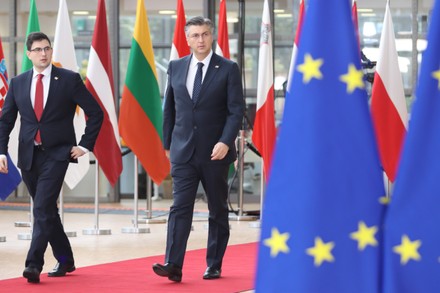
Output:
top-left (191, 50), bottom-right (213, 69)
top-left (32, 64), bottom-right (52, 79)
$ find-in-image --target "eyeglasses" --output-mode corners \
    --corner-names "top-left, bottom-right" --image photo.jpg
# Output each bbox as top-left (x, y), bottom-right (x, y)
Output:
top-left (29, 46), bottom-right (52, 53)
top-left (188, 32), bottom-right (212, 40)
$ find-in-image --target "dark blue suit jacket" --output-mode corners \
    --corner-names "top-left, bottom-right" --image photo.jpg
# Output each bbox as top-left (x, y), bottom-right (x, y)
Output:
top-left (163, 53), bottom-right (244, 165)
top-left (0, 65), bottom-right (103, 171)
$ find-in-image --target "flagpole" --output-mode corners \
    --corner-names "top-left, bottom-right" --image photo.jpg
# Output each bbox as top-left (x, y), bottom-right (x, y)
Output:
top-left (14, 200), bottom-right (31, 228)
top-left (229, 0), bottom-right (257, 222)
top-left (82, 162), bottom-right (111, 235)
top-left (122, 156), bottom-right (150, 233)
top-left (250, 164), bottom-right (265, 228)
top-left (17, 199), bottom-right (33, 240)
top-left (139, 174), bottom-right (166, 224)
top-left (59, 187), bottom-right (77, 237)
top-left (230, 130), bottom-right (257, 221)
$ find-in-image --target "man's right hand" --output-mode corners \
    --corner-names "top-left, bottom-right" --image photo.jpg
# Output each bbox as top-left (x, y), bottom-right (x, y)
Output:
top-left (0, 155), bottom-right (8, 174)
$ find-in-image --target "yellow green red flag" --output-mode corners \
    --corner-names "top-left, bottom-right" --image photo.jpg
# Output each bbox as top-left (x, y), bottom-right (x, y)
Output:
top-left (118, 0), bottom-right (170, 185)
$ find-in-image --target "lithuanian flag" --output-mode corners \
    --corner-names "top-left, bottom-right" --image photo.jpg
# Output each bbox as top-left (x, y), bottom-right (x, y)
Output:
top-left (118, 0), bottom-right (170, 185)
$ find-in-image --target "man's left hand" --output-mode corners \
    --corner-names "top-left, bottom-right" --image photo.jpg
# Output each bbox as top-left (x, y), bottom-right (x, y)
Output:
top-left (211, 142), bottom-right (229, 160)
top-left (70, 146), bottom-right (86, 160)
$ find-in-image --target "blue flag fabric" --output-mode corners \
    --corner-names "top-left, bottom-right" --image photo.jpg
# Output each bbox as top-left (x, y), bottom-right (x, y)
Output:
top-left (383, 0), bottom-right (440, 292)
top-left (255, 0), bottom-right (386, 292)
top-left (0, 153), bottom-right (21, 201)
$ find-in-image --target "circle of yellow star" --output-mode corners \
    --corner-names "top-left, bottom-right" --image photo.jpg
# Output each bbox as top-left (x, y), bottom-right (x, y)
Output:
top-left (393, 234), bottom-right (422, 265)
top-left (432, 69), bottom-right (440, 89)
top-left (263, 227), bottom-right (290, 258)
top-left (306, 237), bottom-right (335, 267)
top-left (339, 63), bottom-right (365, 93)
top-left (296, 53), bottom-right (324, 84)
top-left (350, 221), bottom-right (378, 250)
top-left (379, 196), bottom-right (391, 205)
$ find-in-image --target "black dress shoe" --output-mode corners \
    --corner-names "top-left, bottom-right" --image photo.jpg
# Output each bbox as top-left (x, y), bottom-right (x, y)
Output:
top-left (152, 262), bottom-right (182, 282)
top-left (203, 267), bottom-right (221, 280)
top-left (47, 263), bottom-right (76, 277)
top-left (23, 266), bottom-right (41, 283)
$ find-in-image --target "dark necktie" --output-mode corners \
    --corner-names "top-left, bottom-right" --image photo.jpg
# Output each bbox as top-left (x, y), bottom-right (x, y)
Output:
top-left (192, 62), bottom-right (204, 104)
top-left (34, 74), bottom-right (44, 144)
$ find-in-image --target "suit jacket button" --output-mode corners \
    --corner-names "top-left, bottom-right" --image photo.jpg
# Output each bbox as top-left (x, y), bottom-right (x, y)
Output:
top-left (194, 126), bottom-right (197, 129)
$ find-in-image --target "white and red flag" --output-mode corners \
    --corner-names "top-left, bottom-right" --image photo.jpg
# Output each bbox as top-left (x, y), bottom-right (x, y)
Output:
top-left (215, 0), bottom-right (230, 59)
top-left (371, 1), bottom-right (408, 182)
top-left (52, 0), bottom-right (89, 189)
top-left (286, 0), bottom-right (305, 92)
top-left (252, 0), bottom-right (276, 180)
top-left (85, 0), bottom-right (122, 186)
top-left (169, 0), bottom-right (190, 61)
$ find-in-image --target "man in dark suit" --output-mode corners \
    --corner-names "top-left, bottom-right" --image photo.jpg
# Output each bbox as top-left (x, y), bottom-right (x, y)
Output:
top-left (152, 17), bottom-right (244, 282)
top-left (0, 32), bottom-right (103, 283)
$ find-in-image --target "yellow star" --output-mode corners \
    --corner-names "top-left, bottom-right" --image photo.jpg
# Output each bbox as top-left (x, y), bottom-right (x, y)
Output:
top-left (432, 69), bottom-right (440, 89)
top-left (263, 227), bottom-right (290, 258)
top-left (393, 234), bottom-right (422, 265)
top-left (339, 64), bottom-right (365, 93)
top-left (306, 237), bottom-right (335, 267)
top-left (350, 221), bottom-right (378, 250)
top-left (379, 196), bottom-right (391, 205)
top-left (296, 53), bottom-right (324, 84)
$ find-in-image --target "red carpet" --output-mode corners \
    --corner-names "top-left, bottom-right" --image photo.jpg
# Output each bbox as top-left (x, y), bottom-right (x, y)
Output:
top-left (0, 242), bottom-right (257, 292)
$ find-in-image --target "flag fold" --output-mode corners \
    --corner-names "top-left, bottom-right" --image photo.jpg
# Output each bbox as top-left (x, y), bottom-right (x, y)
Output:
top-left (255, 0), bottom-right (386, 291)
top-left (169, 0), bottom-right (190, 61)
top-left (0, 36), bottom-right (21, 201)
top-left (53, 0), bottom-right (89, 189)
top-left (370, 1), bottom-right (408, 182)
top-left (383, 0), bottom-right (440, 291)
top-left (215, 0), bottom-right (230, 59)
top-left (119, 0), bottom-right (170, 185)
top-left (252, 0), bottom-right (276, 179)
top-left (86, 0), bottom-right (122, 186)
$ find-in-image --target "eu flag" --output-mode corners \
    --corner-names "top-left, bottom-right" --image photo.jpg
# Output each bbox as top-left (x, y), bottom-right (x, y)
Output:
top-left (255, 0), bottom-right (386, 292)
top-left (383, 0), bottom-right (440, 291)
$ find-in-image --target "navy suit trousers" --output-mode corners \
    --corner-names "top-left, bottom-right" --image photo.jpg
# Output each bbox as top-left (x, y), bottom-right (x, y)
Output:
top-left (165, 155), bottom-right (230, 269)
top-left (21, 147), bottom-right (73, 271)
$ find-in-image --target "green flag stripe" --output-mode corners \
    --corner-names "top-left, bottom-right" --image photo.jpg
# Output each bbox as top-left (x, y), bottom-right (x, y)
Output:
top-left (125, 39), bottom-right (163, 138)
top-left (22, 0), bottom-right (40, 73)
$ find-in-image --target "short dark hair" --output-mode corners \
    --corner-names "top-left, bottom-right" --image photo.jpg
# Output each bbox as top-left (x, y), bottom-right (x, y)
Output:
top-left (26, 32), bottom-right (51, 51)
top-left (184, 16), bottom-right (214, 36)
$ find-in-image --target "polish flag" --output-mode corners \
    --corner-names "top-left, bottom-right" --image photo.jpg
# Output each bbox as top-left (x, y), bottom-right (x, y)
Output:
top-left (286, 0), bottom-right (305, 92)
top-left (52, 0), bottom-right (89, 189)
top-left (371, 1), bottom-right (408, 182)
top-left (169, 0), bottom-right (190, 61)
top-left (252, 0), bottom-right (276, 180)
top-left (215, 0), bottom-right (230, 59)
top-left (85, 0), bottom-right (122, 186)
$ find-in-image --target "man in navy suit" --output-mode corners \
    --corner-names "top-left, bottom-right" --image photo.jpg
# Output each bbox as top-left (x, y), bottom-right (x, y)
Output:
top-left (153, 16), bottom-right (244, 282)
top-left (0, 32), bottom-right (103, 283)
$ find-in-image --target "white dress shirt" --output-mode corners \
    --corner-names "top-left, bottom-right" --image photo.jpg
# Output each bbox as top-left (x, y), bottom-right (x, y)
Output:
top-left (186, 50), bottom-right (213, 99)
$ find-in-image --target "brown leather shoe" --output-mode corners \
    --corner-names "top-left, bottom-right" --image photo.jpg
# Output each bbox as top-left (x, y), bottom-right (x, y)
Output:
top-left (23, 266), bottom-right (41, 283)
top-left (203, 267), bottom-right (221, 280)
top-left (47, 263), bottom-right (76, 277)
top-left (152, 262), bottom-right (182, 282)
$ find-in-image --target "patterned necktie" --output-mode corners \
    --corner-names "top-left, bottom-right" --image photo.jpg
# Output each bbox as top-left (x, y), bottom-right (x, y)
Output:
top-left (34, 74), bottom-right (44, 144)
top-left (192, 62), bottom-right (204, 104)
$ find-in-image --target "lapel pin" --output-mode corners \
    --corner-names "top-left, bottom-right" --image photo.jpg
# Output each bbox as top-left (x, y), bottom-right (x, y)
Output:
top-left (54, 76), bottom-right (59, 80)
top-left (215, 65), bottom-right (219, 68)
